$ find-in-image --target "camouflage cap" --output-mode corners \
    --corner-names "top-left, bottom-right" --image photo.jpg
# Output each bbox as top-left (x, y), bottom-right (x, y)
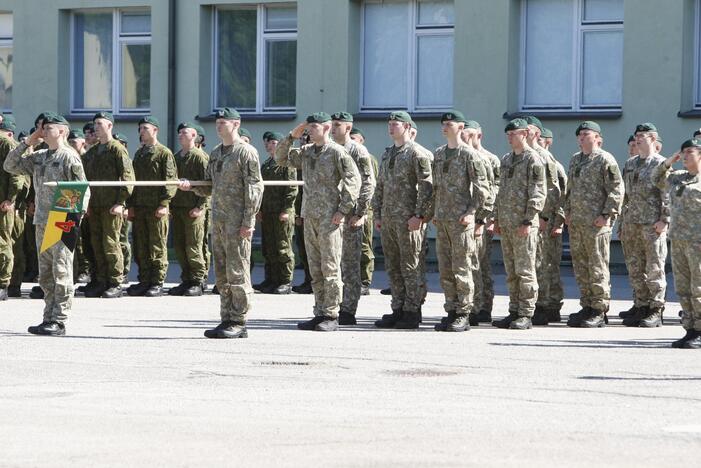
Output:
top-left (214, 107), bottom-right (241, 120)
top-left (464, 120), bottom-right (481, 130)
top-left (239, 127), bottom-right (252, 140)
top-left (68, 129), bottom-right (85, 140)
top-left (575, 121), bottom-right (601, 136)
top-left (349, 127), bottom-right (365, 138)
top-left (635, 122), bottom-right (657, 134)
top-left (680, 139), bottom-right (701, 151)
top-left (331, 111), bottom-right (353, 122)
top-left (263, 131), bottom-right (284, 142)
top-left (138, 115), bottom-right (160, 128)
top-left (440, 110), bottom-right (467, 123)
top-left (113, 132), bottom-right (128, 144)
top-left (83, 122), bottom-right (95, 133)
top-left (43, 114), bottom-right (70, 126)
top-left (306, 112), bottom-right (331, 124)
top-left (177, 121), bottom-right (197, 133)
top-left (93, 111), bottom-right (114, 123)
top-left (541, 127), bottom-right (553, 139)
top-left (388, 111), bottom-right (412, 123)
top-left (504, 118), bottom-right (529, 132)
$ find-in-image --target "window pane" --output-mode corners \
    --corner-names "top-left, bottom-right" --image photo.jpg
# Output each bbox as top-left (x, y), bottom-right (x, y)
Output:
top-left (583, 0), bottom-right (623, 22)
top-left (0, 13), bottom-right (12, 38)
top-left (418, 0), bottom-right (454, 26)
top-left (416, 34), bottom-right (453, 107)
top-left (73, 12), bottom-right (113, 109)
top-left (265, 7), bottom-right (297, 30)
top-left (523, 0), bottom-right (573, 108)
top-left (0, 45), bottom-right (11, 110)
top-left (216, 9), bottom-right (256, 110)
top-left (363, 1), bottom-right (408, 108)
top-left (121, 43), bottom-right (150, 110)
top-left (121, 11), bottom-right (151, 34)
top-left (265, 40), bottom-right (296, 108)
top-left (581, 30), bottom-right (622, 106)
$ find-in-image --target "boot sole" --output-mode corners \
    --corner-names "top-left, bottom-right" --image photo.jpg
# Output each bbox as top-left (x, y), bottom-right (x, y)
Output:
top-left (204, 330), bottom-right (248, 339)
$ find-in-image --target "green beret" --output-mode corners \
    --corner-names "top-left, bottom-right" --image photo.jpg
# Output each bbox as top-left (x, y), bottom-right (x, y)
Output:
top-left (410, 120), bottom-right (417, 130)
top-left (694, 129), bottom-right (701, 138)
top-left (43, 114), bottom-right (70, 126)
top-left (388, 111), bottom-right (412, 123)
top-left (83, 122), bottom-right (95, 133)
top-left (541, 128), bottom-right (553, 139)
top-left (524, 115), bottom-right (544, 132)
top-left (177, 121), bottom-right (197, 133)
top-left (0, 120), bottom-right (16, 132)
top-left (93, 111), bottom-right (114, 123)
top-left (657, 136), bottom-right (663, 144)
top-left (68, 129), bottom-right (84, 140)
top-left (504, 118), bottom-right (529, 132)
top-left (349, 127), bottom-right (365, 138)
top-left (575, 121), bottom-right (601, 136)
top-left (331, 112), bottom-right (353, 122)
top-left (440, 110), bottom-right (467, 123)
top-left (635, 122), bottom-right (657, 134)
top-left (214, 107), bottom-right (241, 120)
top-left (238, 128), bottom-right (252, 140)
top-left (138, 115), bottom-right (160, 128)
top-left (35, 111), bottom-right (52, 126)
top-left (193, 125), bottom-right (206, 138)
top-left (263, 131), bottom-right (284, 142)
top-left (306, 112), bottom-right (331, 124)
top-left (627, 135), bottom-right (635, 144)
top-left (18, 131), bottom-right (28, 140)
top-left (464, 120), bottom-right (481, 130)
top-left (681, 139), bottom-right (701, 150)
top-left (2, 114), bottom-right (15, 125)
top-left (112, 133), bottom-right (128, 144)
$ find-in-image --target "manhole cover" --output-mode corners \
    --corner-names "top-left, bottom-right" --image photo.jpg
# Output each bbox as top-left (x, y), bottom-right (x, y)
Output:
top-left (384, 368), bottom-right (460, 377)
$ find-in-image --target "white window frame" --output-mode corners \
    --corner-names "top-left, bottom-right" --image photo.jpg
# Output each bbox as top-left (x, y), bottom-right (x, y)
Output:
top-left (694, 0), bottom-right (701, 108)
top-left (519, 0), bottom-right (623, 113)
top-left (359, 0), bottom-right (455, 113)
top-left (0, 12), bottom-right (12, 113)
top-left (70, 8), bottom-right (151, 116)
top-left (212, 3), bottom-right (298, 114)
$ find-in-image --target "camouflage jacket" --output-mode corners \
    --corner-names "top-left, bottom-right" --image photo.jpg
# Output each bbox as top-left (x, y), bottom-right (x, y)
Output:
top-left (476, 147), bottom-right (501, 221)
top-left (4, 142), bottom-right (89, 225)
top-left (260, 155), bottom-right (297, 214)
top-left (193, 141), bottom-right (264, 229)
top-left (0, 135), bottom-right (23, 203)
top-left (652, 165), bottom-right (701, 242)
top-left (494, 148), bottom-right (546, 229)
top-left (534, 146), bottom-right (564, 221)
top-left (82, 139), bottom-right (134, 208)
top-left (373, 141), bottom-right (433, 221)
top-left (276, 136), bottom-right (360, 219)
top-left (564, 148), bottom-right (624, 231)
top-left (622, 153), bottom-right (670, 225)
top-left (172, 147), bottom-right (209, 210)
top-left (429, 143), bottom-right (491, 222)
top-left (129, 143), bottom-right (177, 208)
top-left (342, 139), bottom-right (376, 217)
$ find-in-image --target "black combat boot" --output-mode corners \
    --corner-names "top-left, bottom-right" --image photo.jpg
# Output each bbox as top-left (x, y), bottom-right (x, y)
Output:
top-left (168, 283), bottom-right (187, 296)
top-left (623, 306), bottom-right (647, 327)
top-left (144, 284), bottom-right (163, 297)
top-left (375, 309), bottom-right (403, 328)
top-left (446, 313), bottom-right (469, 332)
top-left (84, 282), bottom-right (107, 298)
top-left (338, 311), bottom-right (357, 326)
top-left (509, 316), bottom-right (533, 330)
top-left (639, 306), bottom-right (662, 328)
top-left (394, 311), bottom-right (420, 330)
top-left (29, 286), bottom-right (44, 299)
top-left (7, 285), bottom-right (21, 297)
top-left (273, 283), bottom-right (292, 295)
top-left (492, 312), bottom-right (517, 329)
top-left (380, 287), bottom-right (391, 295)
top-left (567, 307), bottom-right (589, 327)
top-left (127, 282), bottom-right (149, 296)
top-left (531, 306), bottom-right (549, 326)
top-left (253, 279), bottom-right (272, 292)
top-left (546, 306), bottom-right (562, 323)
top-left (204, 321), bottom-right (248, 339)
top-left (476, 309), bottom-right (492, 323)
top-left (102, 284), bottom-right (123, 299)
top-left (183, 282), bottom-right (203, 297)
top-left (619, 305), bottom-right (639, 319)
top-left (435, 311), bottom-right (456, 331)
top-left (28, 321), bottom-right (65, 336)
top-left (577, 308), bottom-right (606, 328)
top-left (292, 281), bottom-right (312, 294)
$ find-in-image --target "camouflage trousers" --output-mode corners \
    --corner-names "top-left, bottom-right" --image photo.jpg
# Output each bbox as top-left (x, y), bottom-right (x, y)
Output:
top-left (569, 225), bottom-right (611, 312)
top-left (202, 209), bottom-right (211, 278)
top-left (472, 230), bottom-right (495, 313)
top-left (295, 221), bottom-right (311, 283)
top-left (381, 219), bottom-right (425, 314)
top-left (535, 224), bottom-right (564, 309)
top-left (670, 240), bottom-right (701, 331)
top-left (304, 216), bottom-right (344, 318)
top-left (0, 209), bottom-right (15, 287)
top-left (35, 224), bottom-right (74, 324)
top-left (435, 220), bottom-right (475, 315)
top-left (621, 223), bottom-right (667, 309)
top-left (211, 219), bottom-right (252, 325)
top-left (10, 210), bottom-right (25, 287)
top-left (261, 211), bottom-right (295, 285)
top-left (341, 219), bottom-right (363, 315)
top-left (501, 227), bottom-right (539, 317)
top-left (172, 208), bottom-right (207, 283)
top-left (360, 210), bottom-right (374, 287)
top-left (132, 207), bottom-right (169, 285)
top-left (120, 219), bottom-right (131, 277)
top-left (418, 227), bottom-right (429, 304)
top-left (73, 216), bottom-right (94, 280)
top-left (89, 210), bottom-right (124, 286)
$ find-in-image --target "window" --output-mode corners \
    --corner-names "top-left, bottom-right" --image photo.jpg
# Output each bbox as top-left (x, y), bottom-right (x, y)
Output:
top-left (71, 9), bottom-right (151, 115)
top-left (694, 0), bottom-right (701, 108)
top-left (361, 0), bottom-right (454, 112)
top-left (0, 13), bottom-right (12, 112)
top-left (214, 4), bottom-right (297, 114)
top-left (520, 0), bottom-right (623, 112)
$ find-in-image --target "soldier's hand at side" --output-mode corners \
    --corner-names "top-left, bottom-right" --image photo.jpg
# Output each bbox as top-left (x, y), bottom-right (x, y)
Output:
top-left (550, 226), bottom-right (563, 238)
top-left (239, 226), bottom-right (254, 238)
top-left (127, 209), bottom-right (135, 221)
top-left (123, 208), bottom-right (129, 219)
top-left (474, 224), bottom-right (484, 237)
top-left (349, 215), bottom-right (365, 228)
top-left (654, 220), bottom-right (668, 235)
top-left (178, 179), bottom-right (192, 191)
top-left (110, 204), bottom-right (124, 216)
top-left (407, 216), bottom-right (423, 231)
top-left (539, 217), bottom-right (547, 232)
top-left (564, 215), bottom-right (571, 226)
top-left (290, 123), bottom-right (307, 140)
top-left (593, 215), bottom-right (608, 228)
top-left (155, 206), bottom-right (169, 219)
top-left (279, 212), bottom-right (290, 222)
top-left (517, 224), bottom-right (530, 237)
top-left (458, 214), bottom-right (474, 226)
top-left (189, 207), bottom-right (204, 219)
top-left (0, 200), bottom-right (14, 212)
top-left (486, 221), bottom-right (495, 235)
top-left (332, 211), bottom-right (345, 225)
top-left (493, 221), bottom-right (501, 235)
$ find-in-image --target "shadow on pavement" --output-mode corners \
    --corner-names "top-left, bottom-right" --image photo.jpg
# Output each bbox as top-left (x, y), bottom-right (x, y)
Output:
top-left (489, 338), bottom-right (673, 349)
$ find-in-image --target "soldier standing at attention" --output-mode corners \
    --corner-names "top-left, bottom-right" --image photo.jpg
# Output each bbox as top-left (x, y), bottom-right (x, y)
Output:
top-left (291, 131), bottom-right (313, 295)
top-left (652, 140), bottom-right (701, 348)
top-left (4, 114), bottom-right (89, 335)
top-left (239, 128), bottom-right (252, 144)
top-left (373, 111), bottom-right (433, 329)
top-left (180, 107), bottom-right (264, 338)
top-left (430, 111), bottom-right (490, 332)
top-left (168, 122), bottom-right (210, 297)
top-left (277, 112), bottom-right (361, 332)
top-left (619, 123), bottom-right (669, 327)
top-left (330, 112), bottom-right (376, 325)
top-left (254, 131), bottom-right (297, 295)
top-left (492, 119), bottom-right (546, 330)
top-left (126, 116), bottom-right (177, 298)
top-left (67, 129), bottom-right (93, 285)
top-left (82, 112), bottom-right (135, 298)
top-left (0, 118), bottom-right (22, 301)
top-left (564, 121), bottom-right (624, 328)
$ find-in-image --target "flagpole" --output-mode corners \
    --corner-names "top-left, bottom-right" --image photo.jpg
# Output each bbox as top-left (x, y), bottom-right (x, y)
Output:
top-left (43, 180), bottom-right (304, 187)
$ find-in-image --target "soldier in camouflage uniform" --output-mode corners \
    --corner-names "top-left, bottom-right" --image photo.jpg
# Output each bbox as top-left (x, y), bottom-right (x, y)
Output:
top-left (82, 112), bottom-right (135, 298)
top-left (127, 116), bottom-right (177, 298)
top-left (492, 119), bottom-right (546, 330)
top-left (373, 111), bottom-right (433, 329)
top-left (180, 108), bottom-right (264, 339)
top-left (564, 121), bottom-right (624, 328)
top-left (627, 135), bottom-right (638, 159)
top-left (619, 123), bottom-right (669, 327)
top-left (330, 112), bottom-right (376, 324)
top-left (430, 111), bottom-right (490, 332)
top-left (4, 114), bottom-right (90, 336)
top-left (112, 133), bottom-right (133, 284)
top-left (0, 119), bottom-right (22, 301)
top-left (255, 131), bottom-right (297, 295)
top-left (67, 129), bottom-right (93, 285)
top-left (291, 148), bottom-right (312, 295)
top-left (277, 112), bottom-right (361, 332)
top-left (169, 122), bottom-right (210, 297)
top-left (652, 140), bottom-right (701, 348)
